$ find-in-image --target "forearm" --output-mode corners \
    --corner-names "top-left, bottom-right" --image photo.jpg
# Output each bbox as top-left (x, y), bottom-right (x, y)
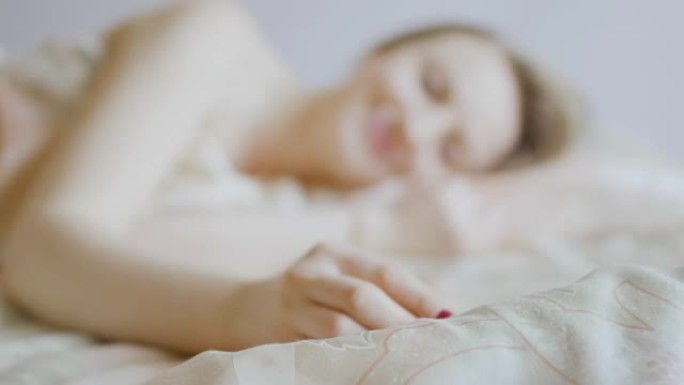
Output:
top-left (129, 208), bottom-right (355, 282)
top-left (3, 216), bottom-right (249, 354)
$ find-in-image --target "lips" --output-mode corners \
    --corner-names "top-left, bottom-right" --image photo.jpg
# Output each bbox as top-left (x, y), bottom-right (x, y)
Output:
top-left (369, 115), bottom-right (391, 156)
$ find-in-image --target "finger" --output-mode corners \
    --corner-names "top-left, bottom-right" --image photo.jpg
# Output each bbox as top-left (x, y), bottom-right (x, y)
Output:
top-left (290, 305), bottom-right (366, 340)
top-left (293, 332), bottom-right (311, 342)
top-left (299, 274), bottom-right (415, 329)
top-left (345, 260), bottom-right (444, 319)
top-left (295, 243), bottom-right (344, 275)
top-left (315, 245), bottom-right (446, 318)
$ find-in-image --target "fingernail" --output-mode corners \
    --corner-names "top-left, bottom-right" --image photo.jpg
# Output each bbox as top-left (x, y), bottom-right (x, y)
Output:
top-left (435, 310), bottom-right (453, 319)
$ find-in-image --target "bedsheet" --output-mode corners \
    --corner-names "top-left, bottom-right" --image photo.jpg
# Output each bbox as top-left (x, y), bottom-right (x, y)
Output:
top-left (2, 263), bottom-right (684, 384)
top-left (0, 287), bottom-right (179, 385)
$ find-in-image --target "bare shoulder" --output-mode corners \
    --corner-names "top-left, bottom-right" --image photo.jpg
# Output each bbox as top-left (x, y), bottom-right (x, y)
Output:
top-left (170, 0), bottom-right (248, 20)
top-left (157, 0), bottom-right (252, 31)
top-left (106, 0), bottom-right (254, 49)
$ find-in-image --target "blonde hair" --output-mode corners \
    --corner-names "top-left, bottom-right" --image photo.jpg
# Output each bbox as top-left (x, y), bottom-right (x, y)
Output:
top-left (369, 23), bottom-right (585, 167)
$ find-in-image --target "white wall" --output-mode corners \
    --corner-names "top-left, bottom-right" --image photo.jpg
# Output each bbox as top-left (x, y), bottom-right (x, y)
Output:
top-left (1, 0), bottom-right (682, 161)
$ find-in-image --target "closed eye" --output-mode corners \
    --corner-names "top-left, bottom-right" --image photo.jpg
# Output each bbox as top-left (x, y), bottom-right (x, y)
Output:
top-left (421, 63), bottom-right (451, 104)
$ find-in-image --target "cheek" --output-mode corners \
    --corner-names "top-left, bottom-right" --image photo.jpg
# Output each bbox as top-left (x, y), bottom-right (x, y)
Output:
top-left (468, 125), bottom-right (521, 170)
top-left (337, 108), bottom-right (395, 182)
top-left (465, 99), bottom-right (522, 169)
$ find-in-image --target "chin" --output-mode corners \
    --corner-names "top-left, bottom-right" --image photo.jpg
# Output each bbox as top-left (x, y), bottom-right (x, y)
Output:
top-left (339, 173), bottom-right (386, 190)
top-left (337, 145), bottom-right (395, 188)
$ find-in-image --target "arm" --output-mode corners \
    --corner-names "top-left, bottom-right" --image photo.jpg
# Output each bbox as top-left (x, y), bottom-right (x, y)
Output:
top-left (2, 0), bottom-right (280, 353)
top-left (3, 0), bottom-right (442, 354)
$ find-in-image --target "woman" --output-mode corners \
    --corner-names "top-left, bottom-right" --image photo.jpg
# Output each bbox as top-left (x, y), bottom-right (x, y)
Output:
top-left (0, 0), bottom-right (575, 354)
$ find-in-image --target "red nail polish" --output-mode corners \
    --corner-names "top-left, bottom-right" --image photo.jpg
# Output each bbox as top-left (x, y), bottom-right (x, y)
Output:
top-left (436, 310), bottom-right (453, 319)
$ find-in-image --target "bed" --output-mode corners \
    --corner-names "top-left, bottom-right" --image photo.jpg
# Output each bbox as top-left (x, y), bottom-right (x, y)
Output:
top-left (1, 228), bottom-right (683, 385)
top-left (2, 39), bottom-right (684, 385)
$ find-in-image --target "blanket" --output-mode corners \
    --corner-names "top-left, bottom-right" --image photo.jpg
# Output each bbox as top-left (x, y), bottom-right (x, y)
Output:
top-left (148, 265), bottom-right (684, 385)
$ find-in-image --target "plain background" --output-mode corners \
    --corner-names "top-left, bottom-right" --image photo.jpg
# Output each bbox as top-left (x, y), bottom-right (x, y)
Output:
top-left (1, 0), bottom-right (682, 161)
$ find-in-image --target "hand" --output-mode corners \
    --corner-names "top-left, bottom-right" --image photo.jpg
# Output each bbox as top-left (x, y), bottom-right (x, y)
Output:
top-left (238, 243), bottom-right (446, 345)
top-left (351, 180), bottom-right (458, 256)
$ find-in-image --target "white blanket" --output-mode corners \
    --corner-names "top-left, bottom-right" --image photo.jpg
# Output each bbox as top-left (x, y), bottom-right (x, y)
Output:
top-left (2, 264), bottom-right (684, 384)
top-left (148, 265), bottom-right (684, 385)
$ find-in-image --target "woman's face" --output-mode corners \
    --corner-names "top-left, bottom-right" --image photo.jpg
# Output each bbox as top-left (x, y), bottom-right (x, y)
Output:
top-left (326, 33), bottom-right (522, 186)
